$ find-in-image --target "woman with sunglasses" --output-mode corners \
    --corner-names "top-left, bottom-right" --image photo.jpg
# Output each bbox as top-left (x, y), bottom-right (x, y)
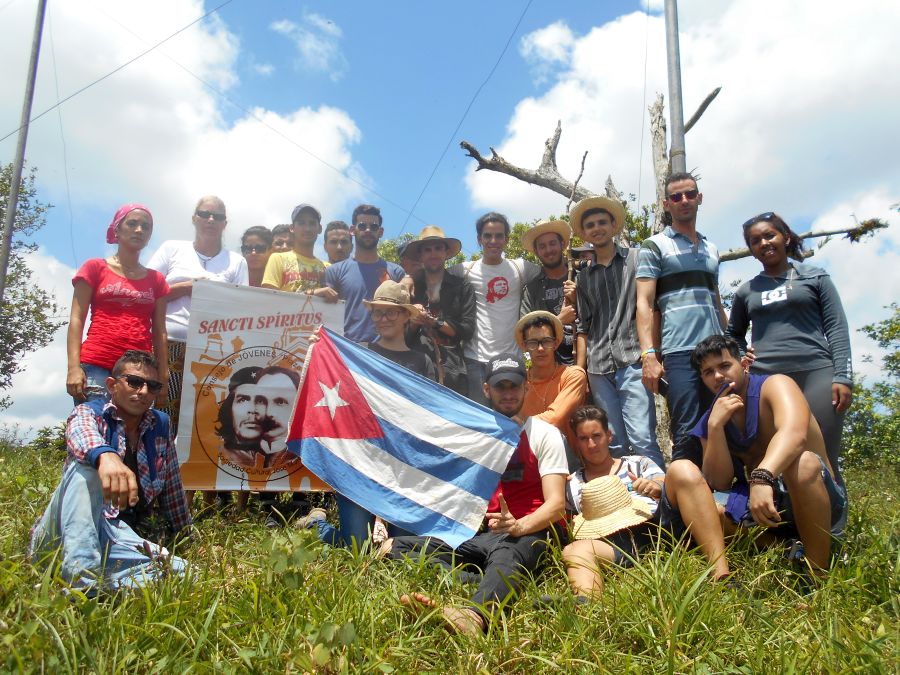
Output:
top-left (67, 204), bottom-right (169, 404)
top-left (726, 212), bottom-right (852, 488)
top-left (147, 196), bottom-right (248, 431)
top-left (240, 226), bottom-right (273, 287)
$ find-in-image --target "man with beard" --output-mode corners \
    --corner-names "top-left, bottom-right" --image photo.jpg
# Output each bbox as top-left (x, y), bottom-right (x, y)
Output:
top-left (315, 204), bottom-right (406, 343)
top-left (521, 220), bottom-right (577, 365)
top-left (405, 226), bottom-right (476, 395)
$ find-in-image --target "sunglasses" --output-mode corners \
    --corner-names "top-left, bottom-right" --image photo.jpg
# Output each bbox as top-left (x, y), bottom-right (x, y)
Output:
top-left (241, 244), bottom-right (268, 254)
top-left (742, 212), bottom-right (776, 229)
top-left (354, 222), bottom-right (380, 232)
top-left (667, 188), bottom-right (699, 203)
top-left (523, 337), bottom-right (557, 351)
top-left (371, 308), bottom-right (403, 320)
top-left (195, 209), bottom-right (226, 222)
top-left (118, 374), bottom-right (164, 394)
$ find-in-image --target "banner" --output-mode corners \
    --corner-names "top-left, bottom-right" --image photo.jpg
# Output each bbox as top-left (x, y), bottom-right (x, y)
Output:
top-left (176, 280), bottom-right (343, 491)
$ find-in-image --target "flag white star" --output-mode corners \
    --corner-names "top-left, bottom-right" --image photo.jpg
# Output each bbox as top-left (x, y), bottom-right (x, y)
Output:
top-left (314, 381), bottom-right (349, 419)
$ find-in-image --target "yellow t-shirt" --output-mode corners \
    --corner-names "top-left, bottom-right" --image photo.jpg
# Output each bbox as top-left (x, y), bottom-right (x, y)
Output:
top-left (262, 251), bottom-right (326, 292)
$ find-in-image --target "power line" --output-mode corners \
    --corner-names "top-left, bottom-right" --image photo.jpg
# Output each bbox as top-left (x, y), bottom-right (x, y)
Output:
top-left (0, 0), bottom-right (236, 145)
top-left (397, 0), bottom-right (534, 234)
top-left (636, 1), bottom-right (651, 214)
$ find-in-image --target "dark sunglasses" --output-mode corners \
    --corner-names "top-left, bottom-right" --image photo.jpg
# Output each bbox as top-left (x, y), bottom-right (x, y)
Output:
top-left (371, 308), bottom-right (403, 320)
top-left (667, 188), bottom-right (699, 203)
top-left (195, 209), bottom-right (226, 222)
top-left (353, 222), bottom-right (380, 232)
top-left (241, 244), bottom-right (268, 254)
top-left (119, 374), bottom-right (164, 394)
top-left (741, 212), bottom-right (776, 229)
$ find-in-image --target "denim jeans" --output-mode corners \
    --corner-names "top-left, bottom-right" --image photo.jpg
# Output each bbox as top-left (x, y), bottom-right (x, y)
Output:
top-left (29, 462), bottom-right (187, 593)
top-left (663, 350), bottom-right (710, 466)
top-left (315, 493), bottom-right (413, 549)
top-left (464, 358), bottom-right (490, 407)
top-left (79, 363), bottom-right (112, 405)
top-left (589, 363), bottom-right (665, 469)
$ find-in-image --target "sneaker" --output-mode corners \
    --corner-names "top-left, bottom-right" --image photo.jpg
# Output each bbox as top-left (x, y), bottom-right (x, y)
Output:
top-left (295, 508), bottom-right (327, 530)
top-left (265, 513), bottom-right (284, 529)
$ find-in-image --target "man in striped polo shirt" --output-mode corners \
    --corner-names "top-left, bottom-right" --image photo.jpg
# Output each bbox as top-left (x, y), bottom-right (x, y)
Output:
top-left (636, 173), bottom-right (727, 466)
top-left (571, 196), bottom-right (665, 469)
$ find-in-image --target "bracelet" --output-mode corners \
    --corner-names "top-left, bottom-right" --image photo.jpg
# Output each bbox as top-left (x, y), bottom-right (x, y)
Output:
top-left (748, 468), bottom-right (777, 489)
top-left (640, 348), bottom-right (658, 359)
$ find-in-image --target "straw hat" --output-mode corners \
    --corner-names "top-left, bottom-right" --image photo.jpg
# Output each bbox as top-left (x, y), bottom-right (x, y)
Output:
top-left (572, 475), bottom-right (653, 540)
top-left (522, 220), bottom-right (572, 255)
top-left (569, 196), bottom-right (626, 238)
top-left (362, 280), bottom-right (421, 320)
top-left (403, 225), bottom-right (462, 260)
top-left (515, 311), bottom-right (565, 351)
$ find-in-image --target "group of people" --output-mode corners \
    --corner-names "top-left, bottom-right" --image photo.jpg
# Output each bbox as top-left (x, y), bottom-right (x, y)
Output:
top-left (32, 173), bottom-right (852, 630)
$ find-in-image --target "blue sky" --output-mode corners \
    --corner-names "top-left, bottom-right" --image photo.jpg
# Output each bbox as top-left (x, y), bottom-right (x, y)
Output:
top-left (1, 0), bottom-right (898, 432)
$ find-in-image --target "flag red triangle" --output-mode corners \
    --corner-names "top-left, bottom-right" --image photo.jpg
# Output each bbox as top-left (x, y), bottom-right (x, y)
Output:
top-left (288, 331), bottom-right (384, 441)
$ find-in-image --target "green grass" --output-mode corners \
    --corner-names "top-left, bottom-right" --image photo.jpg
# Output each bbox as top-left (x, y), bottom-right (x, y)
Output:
top-left (1, 442), bottom-right (897, 673)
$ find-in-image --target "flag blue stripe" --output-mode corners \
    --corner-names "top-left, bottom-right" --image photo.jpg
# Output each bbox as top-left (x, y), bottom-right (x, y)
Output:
top-left (300, 438), bottom-right (478, 548)
top-left (325, 329), bottom-right (520, 445)
top-left (372, 417), bottom-right (503, 501)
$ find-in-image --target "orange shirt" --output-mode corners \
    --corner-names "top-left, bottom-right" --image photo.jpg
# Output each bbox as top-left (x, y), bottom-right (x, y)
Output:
top-left (521, 364), bottom-right (588, 453)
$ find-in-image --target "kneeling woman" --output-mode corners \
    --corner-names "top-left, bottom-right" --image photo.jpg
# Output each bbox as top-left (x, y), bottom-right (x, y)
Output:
top-left (562, 405), bottom-right (665, 597)
top-left (305, 281), bottom-right (436, 548)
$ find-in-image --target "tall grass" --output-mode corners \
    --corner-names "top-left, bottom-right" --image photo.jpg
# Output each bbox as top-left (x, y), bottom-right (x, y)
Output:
top-left (1, 441), bottom-right (896, 673)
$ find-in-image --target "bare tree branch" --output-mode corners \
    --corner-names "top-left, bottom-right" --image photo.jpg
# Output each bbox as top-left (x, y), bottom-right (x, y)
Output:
top-left (719, 218), bottom-right (889, 262)
top-left (460, 121), bottom-right (596, 203)
top-left (566, 151), bottom-right (588, 215)
top-left (648, 94), bottom-right (669, 234)
top-left (684, 87), bottom-right (721, 134)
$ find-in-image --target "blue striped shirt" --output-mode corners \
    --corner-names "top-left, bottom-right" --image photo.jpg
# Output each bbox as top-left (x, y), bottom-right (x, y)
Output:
top-left (636, 226), bottom-right (722, 354)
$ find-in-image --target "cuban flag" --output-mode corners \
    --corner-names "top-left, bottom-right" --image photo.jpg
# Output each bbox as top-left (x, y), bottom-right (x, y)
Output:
top-left (286, 328), bottom-right (520, 548)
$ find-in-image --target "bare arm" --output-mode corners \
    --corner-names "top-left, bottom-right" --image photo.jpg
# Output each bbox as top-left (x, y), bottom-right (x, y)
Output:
top-left (715, 288), bottom-right (728, 330)
top-left (163, 280), bottom-right (194, 300)
top-left (66, 281), bottom-right (93, 400)
top-left (486, 474), bottom-right (566, 537)
top-left (575, 333), bottom-right (587, 370)
top-left (700, 383), bottom-right (741, 490)
top-left (636, 278), bottom-right (664, 393)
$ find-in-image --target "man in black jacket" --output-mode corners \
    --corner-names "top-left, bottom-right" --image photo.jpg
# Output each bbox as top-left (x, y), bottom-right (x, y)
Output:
top-left (405, 226), bottom-right (476, 395)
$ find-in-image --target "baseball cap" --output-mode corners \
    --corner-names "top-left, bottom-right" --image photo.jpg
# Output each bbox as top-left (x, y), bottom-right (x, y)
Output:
top-left (484, 353), bottom-right (526, 387)
top-left (291, 203), bottom-right (322, 223)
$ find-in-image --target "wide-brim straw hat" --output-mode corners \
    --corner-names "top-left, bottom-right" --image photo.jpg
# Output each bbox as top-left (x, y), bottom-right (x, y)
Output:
top-left (572, 475), bottom-right (654, 540)
top-left (514, 311), bottom-right (565, 351)
top-left (403, 225), bottom-right (462, 260)
top-left (362, 280), bottom-right (421, 320)
top-left (569, 196), bottom-right (626, 238)
top-left (522, 220), bottom-right (572, 255)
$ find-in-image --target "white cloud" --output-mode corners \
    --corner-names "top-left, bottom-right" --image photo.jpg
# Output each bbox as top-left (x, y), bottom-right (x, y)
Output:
top-left (466, 0), bottom-right (900, 375)
top-left (253, 63), bottom-right (274, 77)
top-left (519, 21), bottom-right (575, 84)
top-left (640, 0), bottom-right (665, 13)
top-left (0, 1), bottom-right (369, 435)
top-left (270, 11), bottom-right (347, 81)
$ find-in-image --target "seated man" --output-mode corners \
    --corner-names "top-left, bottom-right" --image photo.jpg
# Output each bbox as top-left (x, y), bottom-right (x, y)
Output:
top-left (385, 353), bottom-right (568, 634)
top-left (29, 350), bottom-right (191, 594)
top-left (689, 335), bottom-right (846, 574)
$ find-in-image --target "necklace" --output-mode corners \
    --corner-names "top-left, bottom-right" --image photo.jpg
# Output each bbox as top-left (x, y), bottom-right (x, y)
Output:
top-left (112, 254), bottom-right (143, 279)
top-left (527, 366), bottom-right (562, 409)
top-left (195, 247), bottom-right (220, 269)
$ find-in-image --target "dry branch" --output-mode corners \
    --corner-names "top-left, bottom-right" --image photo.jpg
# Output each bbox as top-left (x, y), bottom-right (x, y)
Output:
top-left (719, 218), bottom-right (888, 262)
top-left (684, 87), bottom-right (721, 134)
top-left (566, 151), bottom-right (589, 215)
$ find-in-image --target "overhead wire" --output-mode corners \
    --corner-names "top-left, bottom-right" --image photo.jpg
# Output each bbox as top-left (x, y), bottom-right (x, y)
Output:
top-left (636, 1), bottom-right (652, 216)
top-left (397, 0), bottom-right (535, 234)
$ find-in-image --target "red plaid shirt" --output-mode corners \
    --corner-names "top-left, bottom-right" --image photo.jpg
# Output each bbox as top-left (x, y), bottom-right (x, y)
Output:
top-left (66, 402), bottom-right (192, 533)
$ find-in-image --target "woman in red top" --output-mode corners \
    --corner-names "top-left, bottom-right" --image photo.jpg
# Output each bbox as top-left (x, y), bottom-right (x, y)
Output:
top-left (66, 204), bottom-right (170, 404)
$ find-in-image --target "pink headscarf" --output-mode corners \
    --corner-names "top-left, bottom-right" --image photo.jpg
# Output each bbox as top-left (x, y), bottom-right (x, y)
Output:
top-left (107, 203), bottom-right (153, 244)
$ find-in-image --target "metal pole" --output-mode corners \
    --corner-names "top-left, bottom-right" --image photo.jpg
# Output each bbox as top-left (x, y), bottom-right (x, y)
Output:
top-left (664, 0), bottom-right (686, 174)
top-left (0, 0), bottom-right (49, 304)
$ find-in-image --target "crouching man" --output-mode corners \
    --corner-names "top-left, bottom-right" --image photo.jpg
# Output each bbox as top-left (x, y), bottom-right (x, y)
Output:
top-left (384, 353), bottom-right (568, 634)
top-left (689, 335), bottom-right (846, 575)
top-left (29, 350), bottom-right (192, 594)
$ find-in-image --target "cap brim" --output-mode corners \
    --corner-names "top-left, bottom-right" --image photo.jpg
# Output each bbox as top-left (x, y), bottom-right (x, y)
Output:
top-left (486, 372), bottom-right (525, 387)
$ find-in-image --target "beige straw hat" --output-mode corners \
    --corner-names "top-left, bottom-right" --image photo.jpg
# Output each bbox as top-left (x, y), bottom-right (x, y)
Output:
top-left (522, 220), bottom-right (572, 255)
top-left (403, 225), bottom-right (462, 260)
top-left (362, 280), bottom-right (421, 320)
top-left (569, 196), bottom-right (626, 238)
top-left (572, 475), bottom-right (653, 540)
top-left (514, 310), bottom-right (565, 351)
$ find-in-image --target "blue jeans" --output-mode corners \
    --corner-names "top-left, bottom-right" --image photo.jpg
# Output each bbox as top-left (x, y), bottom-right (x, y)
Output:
top-left (663, 350), bottom-right (710, 466)
top-left (589, 363), bottom-right (665, 469)
top-left (464, 358), bottom-right (490, 407)
top-left (315, 494), bottom-right (414, 549)
top-left (79, 363), bottom-right (112, 405)
top-left (29, 462), bottom-right (187, 593)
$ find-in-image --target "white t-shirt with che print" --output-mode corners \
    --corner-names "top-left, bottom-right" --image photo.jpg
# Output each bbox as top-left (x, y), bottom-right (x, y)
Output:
top-left (147, 240), bottom-right (248, 342)
top-left (449, 257), bottom-right (539, 362)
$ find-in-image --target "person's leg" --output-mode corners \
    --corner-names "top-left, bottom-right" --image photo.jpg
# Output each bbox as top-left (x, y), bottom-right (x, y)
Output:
top-left (663, 351), bottom-right (705, 466)
top-left (327, 493), bottom-right (375, 549)
top-left (780, 451), bottom-right (834, 570)
top-left (562, 538), bottom-right (617, 597)
top-left (79, 363), bottom-right (112, 404)
top-left (663, 460), bottom-right (730, 579)
top-left (616, 362), bottom-right (665, 468)
top-left (588, 372), bottom-right (630, 456)
top-left (471, 531), bottom-right (549, 611)
top-left (160, 340), bottom-right (186, 435)
top-left (787, 368), bottom-right (845, 486)
top-left (464, 358), bottom-right (489, 406)
top-left (99, 517), bottom-right (188, 590)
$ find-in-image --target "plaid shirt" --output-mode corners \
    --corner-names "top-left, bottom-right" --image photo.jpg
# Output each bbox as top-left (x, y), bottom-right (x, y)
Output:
top-left (66, 401), bottom-right (192, 533)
